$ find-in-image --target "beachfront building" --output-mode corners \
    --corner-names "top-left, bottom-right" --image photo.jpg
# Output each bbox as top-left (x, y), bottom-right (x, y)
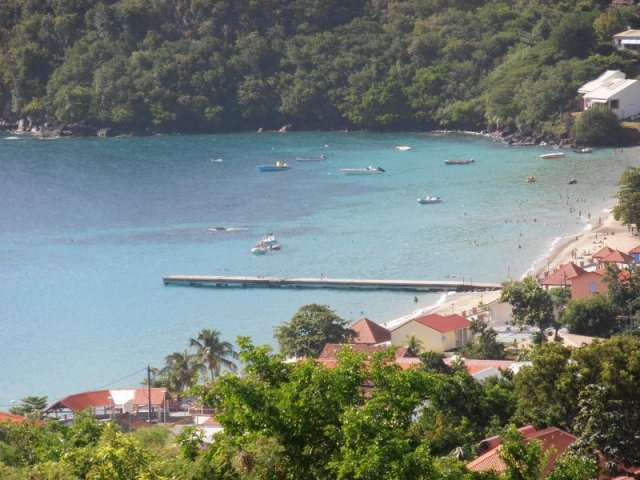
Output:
top-left (349, 317), bottom-right (391, 345)
top-left (629, 244), bottom-right (640, 264)
top-left (317, 343), bottom-right (417, 369)
top-left (539, 262), bottom-right (606, 299)
top-left (613, 29), bottom-right (640, 54)
top-left (598, 249), bottom-right (634, 268)
top-left (0, 412), bottom-right (25, 424)
top-left (45, 387), bottom-right (171, 421)
top-left (388, 313), bottom-right (470, 353)
top-left (578, 69), bottom-right (640, 119)
top-left (466, 425), bottom-right (577, 476)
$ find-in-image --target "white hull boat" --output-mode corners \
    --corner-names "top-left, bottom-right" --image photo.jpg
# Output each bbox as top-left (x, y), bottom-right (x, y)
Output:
top-left (539, 152), bottom-right (565, 159)
top-left (417, 196), bottom-right (442, 204)
top-left (340, 166), bottom-right (385, 175)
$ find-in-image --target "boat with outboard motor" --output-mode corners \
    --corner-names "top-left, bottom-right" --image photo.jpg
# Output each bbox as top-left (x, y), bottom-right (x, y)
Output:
top-left (417, 196), bottom-right (442, 204)
top-left (444, 158), bottom-right (474, 165)
top-left (340, 166), bottom-right (386, 175)
top-left (257, 161), bottom-right (291, 172)
top-left (539, 152), bottom-right (565, 159)
top-left (296, 155), bottom-right (327, 162)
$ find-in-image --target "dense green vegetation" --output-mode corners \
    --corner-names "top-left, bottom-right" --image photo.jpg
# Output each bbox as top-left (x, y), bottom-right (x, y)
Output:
top-left (2, 0), bottom-right (640, 135)
top-left (2, 335), bottom-right (640, 479)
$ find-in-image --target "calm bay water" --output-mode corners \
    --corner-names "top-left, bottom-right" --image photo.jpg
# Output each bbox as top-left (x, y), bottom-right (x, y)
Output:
top-left (0, 132), bottom-right (636, 406)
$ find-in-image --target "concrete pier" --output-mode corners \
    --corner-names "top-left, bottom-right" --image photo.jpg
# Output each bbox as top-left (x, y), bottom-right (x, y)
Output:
top-left (162, 275), bottom-right (502, 293)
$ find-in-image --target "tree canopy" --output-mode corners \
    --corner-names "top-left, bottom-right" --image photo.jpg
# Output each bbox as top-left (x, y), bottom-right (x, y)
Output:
top-left (0, 0), bottom-right (637, 136)
top-left (274, 303), bottom-right (356, 358)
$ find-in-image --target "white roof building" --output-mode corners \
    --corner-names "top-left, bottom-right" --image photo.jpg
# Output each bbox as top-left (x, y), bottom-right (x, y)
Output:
top-left (613, 29), bottom-right (640, 53)
top-left (578, 70), bottom-right (640, 119)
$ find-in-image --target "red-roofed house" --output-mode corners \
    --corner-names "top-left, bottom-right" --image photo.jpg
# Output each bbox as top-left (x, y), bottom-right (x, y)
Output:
top-left (349, 317), bottom-right (391, 344)
top-left (45, 388), bottom-right (171, 420)
top-left (600, 249), bottom-right (634, 268)
top-left (466, 426), bottom-right (577, 475)
top-left (592, 246), bottom-right (614, 263)
top-left (389, 313), bottom-right (470, 353)
top-left (0, 412), bottom-right (25, 424)
top-left (316, 343), bottom-right (416, 369)
top-left (539, 262), bottom-right (605, 299)
top-left (629, 245), bottom-right (640, 264)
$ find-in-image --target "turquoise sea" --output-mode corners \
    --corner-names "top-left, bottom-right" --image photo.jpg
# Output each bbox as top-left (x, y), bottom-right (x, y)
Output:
top-left (0, 132), bottom-right (636, 406)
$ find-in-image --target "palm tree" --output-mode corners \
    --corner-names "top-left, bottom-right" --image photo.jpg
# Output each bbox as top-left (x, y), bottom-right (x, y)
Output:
top-left (405, 334), bottom-right (424, 355)
top-left (160, 350), bottom-right (203, 393)
top-left (189, 329), bottom-right (239, 381)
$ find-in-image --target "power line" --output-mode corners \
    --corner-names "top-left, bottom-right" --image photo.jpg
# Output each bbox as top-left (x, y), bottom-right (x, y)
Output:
top-left (92, 367), bottom-right (148, 391)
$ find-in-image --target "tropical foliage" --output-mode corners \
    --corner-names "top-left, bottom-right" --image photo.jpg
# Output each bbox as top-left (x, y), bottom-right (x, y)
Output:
top-left (274, 303), bottom-right (356, 358)
top-left (0, 0), bottom-right (638, 137)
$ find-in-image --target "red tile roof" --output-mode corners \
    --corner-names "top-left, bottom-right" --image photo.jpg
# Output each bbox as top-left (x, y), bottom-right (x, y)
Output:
top-left (592, 246), bottom-right (614, 259)
top-left (629, 244), bottom-right (640, 254)
top-left (445, 358), bottom-right (514, 375)
top-left (413, 313), bottom-right (470, 333)
top-left (600, 250), bottom-right (633, 264)
top-left (467, 426), bottom-right (577, 475)
top-left (539, 262), bottom-right (589, 286)
top-left (45, 388), bottom-right (170, 413)
top-left (350, 317), bottom-right (391, 344)
top-left (0, 412), bottom-right (25, 423)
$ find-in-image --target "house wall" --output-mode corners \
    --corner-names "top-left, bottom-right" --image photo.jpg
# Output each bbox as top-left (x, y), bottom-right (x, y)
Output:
top-left (390, 320), bottom-right (464, 353)
top-left (608, 81), bottom-right (640, 119)
top-left (570, 273), bottom-right (606, 299)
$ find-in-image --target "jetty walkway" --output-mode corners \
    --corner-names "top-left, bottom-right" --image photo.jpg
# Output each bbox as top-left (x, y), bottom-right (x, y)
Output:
top-left (162, 275), bottom-right (502, 293)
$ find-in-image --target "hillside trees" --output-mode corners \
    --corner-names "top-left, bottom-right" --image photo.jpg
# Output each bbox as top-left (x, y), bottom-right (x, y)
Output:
top-left (0, 0), bottom-right (631, 134)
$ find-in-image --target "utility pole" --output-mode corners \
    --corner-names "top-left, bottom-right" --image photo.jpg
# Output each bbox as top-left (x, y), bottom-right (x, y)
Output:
top-left (147, 365), bottom-right (152, 423)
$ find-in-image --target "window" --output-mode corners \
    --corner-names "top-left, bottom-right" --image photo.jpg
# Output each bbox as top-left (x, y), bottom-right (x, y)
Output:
top-left (610, 99), bottom-right (620, 109)
top-left (590, 282), bottom-right (597, 293)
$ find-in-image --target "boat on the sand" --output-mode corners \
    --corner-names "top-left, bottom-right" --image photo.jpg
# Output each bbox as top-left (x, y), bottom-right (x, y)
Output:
top-left (340, 166), bottom-right (386, 175)
top-left (444, 158), bottom-right (474, 165)
top-left (539, 152), bottom-right (565, 159)
top-left (417, 196), bottom-right (442, 204)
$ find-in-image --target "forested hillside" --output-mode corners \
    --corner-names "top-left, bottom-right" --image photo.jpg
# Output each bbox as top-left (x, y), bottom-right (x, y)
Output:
top-left (1, 0), bottom-right (639, 135)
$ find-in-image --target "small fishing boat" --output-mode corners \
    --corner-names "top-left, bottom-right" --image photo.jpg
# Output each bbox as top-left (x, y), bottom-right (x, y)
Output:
top-left (525, 176), bottom-right (536, 183)
top-left (444, 158), bottom-right (474, 165)
top-left (568, 178), bottom-right (577, 185)
top-left (340, 166), bottom-right (386, 175)
top-left (539, 152), bottom-right (565, 159)
top-left (251, 246), bottom-right (268, 255)
top-left (395, 145), bottom-right (412, 151)
top-left (296, 155), bottom-right (327, 162)
top-left (417, 196), bottom-right (442, 204)
top-left (257, 161), bottom-right (291, 172)
top-left (573, 147), bottom-right (593, 154)
top-left (260, 234), bottom-right (278, 246)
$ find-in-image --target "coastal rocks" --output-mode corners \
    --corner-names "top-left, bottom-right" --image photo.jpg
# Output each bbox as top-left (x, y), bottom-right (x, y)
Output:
top-left (60, 123), bottom-right (97, 137)
top-left (97, 127), bottom-right (115, 137)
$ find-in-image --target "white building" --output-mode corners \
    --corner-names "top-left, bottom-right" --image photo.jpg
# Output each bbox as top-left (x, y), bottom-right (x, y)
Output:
top-left (613, 29), bottom-right (640, 54)
top-left (578, 70), bottom-right (640, 119)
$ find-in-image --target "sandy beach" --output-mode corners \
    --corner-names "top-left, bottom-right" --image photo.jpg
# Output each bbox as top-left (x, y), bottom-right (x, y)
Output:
top-left (383, 208), bottom-right (640, 330)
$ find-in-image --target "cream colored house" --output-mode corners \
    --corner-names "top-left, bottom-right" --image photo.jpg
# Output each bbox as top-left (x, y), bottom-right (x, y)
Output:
top-left (389, 313), bottom-right (470, 353)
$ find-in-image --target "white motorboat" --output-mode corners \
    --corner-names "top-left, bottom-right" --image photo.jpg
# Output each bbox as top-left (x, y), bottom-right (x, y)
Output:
top-left (251, 246), bottom-right (268, 255)
top-left (340, 166), bottom-right (386, 175)
top-left (417, 196), bottom-right (442, 204)
top-left (395, 145), bottom-right (412, 151)
top-left (539, 152), bottom-right (565, 159)
top-left (260, 234), bottom-right (278, 246)
top-left (296, 155), bottom-right (327, 162)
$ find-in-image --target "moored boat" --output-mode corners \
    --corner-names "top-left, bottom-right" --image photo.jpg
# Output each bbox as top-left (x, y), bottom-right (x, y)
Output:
top-left (539, 152), bottom-right (565, 159)
top-left (568, 178), bottom-right (577, 185)
top-left (260, 234), bottom-right (278, 246)
top-left (417, 196), bottom-right (442, 204)
top-left (572, 147), bottom-right (593, 154)
top-left (257, 161), bottom-right (291, 172)
top-left (251, 246), bottom-right (268, 255)
top-left (340, 166), bottom-right (386, 175)
top-left (444, 158), bottom-right (474, 165)
top-left (296, 155), bottom-right (327, 162)
top-left (525, 176), bottom-right (536, 183)
top-left (395, 145), bottom-right (412, 151)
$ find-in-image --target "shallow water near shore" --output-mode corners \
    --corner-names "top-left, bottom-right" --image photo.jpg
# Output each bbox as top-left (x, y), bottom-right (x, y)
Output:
top-left (0, 132), bottom-right (636, 405)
